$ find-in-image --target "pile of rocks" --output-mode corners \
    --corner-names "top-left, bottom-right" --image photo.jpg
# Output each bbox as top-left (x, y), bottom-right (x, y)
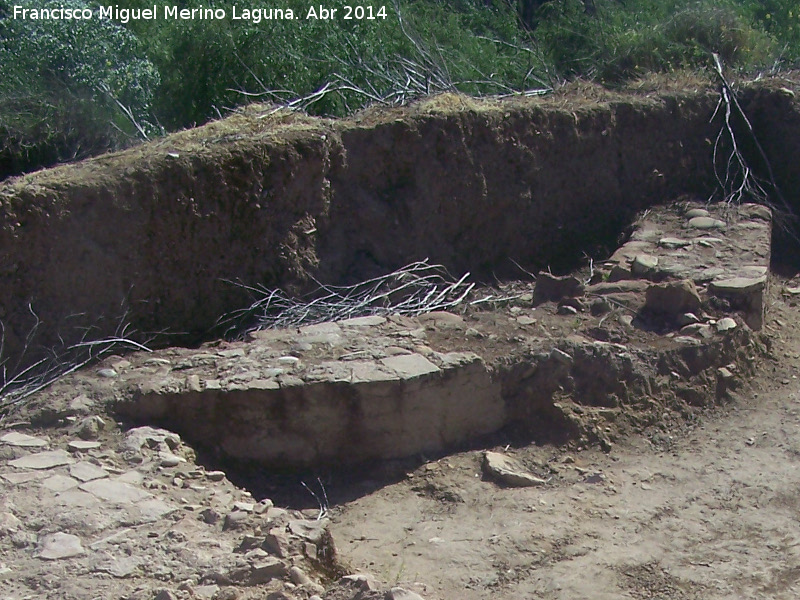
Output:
top-left (1, 421), bottom-right (390, 600)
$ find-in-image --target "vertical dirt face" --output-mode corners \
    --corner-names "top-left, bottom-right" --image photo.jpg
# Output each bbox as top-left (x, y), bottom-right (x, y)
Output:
top-left (320, 94), bottom-right (721, 283)
top-left (0, 125), bottom-right (339, 363)
top-left (740, 84), bottom-right (800, 265)
top-left (0, 82), bottom-right (796, 370)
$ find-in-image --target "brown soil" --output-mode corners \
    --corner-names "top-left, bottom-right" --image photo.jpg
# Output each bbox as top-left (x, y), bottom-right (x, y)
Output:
top-left (1, 272), bottom-right (798, 600)
top-left (1, 73), bottom-right (799, 375)
top-left (327, 277), bottom-right (800, 599)
top-left (3, 74), bottom-right (800, 600)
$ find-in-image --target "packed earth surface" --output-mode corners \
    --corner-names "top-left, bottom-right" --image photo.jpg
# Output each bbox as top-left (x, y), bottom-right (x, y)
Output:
top-left (2, 199), bottom-right (800, 600)
top-left (3, 75), bottom-right (800, 600)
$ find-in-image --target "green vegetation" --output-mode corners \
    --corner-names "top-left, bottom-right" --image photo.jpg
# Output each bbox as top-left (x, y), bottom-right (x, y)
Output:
top-left (2, 0), bottom-right (800, 177)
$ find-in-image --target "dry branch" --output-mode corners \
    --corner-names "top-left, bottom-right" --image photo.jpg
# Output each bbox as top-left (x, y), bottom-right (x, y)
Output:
top-left (710, 54), bottom-right (795, 228)
top-left (0, 312), bottom-right (155, 422)
top-left (218, 260), bottom-right (530, 338)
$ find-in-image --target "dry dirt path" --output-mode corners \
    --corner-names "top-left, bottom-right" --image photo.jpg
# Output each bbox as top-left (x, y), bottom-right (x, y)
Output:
top-left (330, 282), bottom-right (800, 600)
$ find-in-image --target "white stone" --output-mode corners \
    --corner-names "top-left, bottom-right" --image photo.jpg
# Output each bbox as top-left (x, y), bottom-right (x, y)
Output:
top-left (38, 532), bottom-right (85, 560)
top-left (159, 452), bottom-right (185, 467)
top-left (1, 432), bottom-right (48, 447)
top-left (79, 479), bottom-right (152, 504)
top-left (483, 452), bottom-right (547, 487)
top-left (10, 450), bottom-right (74, 470)
top-left (206, 470), bottom-right (225, 482)
top-left (676, 313), bottom-right (700, 327)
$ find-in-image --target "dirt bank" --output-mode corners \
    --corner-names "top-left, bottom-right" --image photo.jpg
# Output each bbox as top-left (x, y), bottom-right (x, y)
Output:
top-left (0, 76), bottom-right (797, 370)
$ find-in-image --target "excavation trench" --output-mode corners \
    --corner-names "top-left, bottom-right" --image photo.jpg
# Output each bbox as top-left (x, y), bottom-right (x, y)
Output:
top-left (1, 76), bottom-right (798, 470)
top-left (27, 197), bottom-right (772, 472)
top-left (5, 79), bottom-right (798, 371)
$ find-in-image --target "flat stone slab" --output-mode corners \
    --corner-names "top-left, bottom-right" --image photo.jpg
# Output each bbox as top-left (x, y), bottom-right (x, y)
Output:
top-left (128, 498), bottom-right (178, 523)
top-left (67, 440), bottom-right (102, 452)
top-left (1, 432), bottom-right (49, 447)
top-left (38, 532), bottom-right (86, 560)
top-left (9, 450), bottom-right (74, 470)
top-left (69, 461), bottom-right (109, 482)
top-left (41, 474), bottom-right (79, 492)
top-left (710, 275), bottom-right (767, 295)
top-left (79, 479), bottom-right (153, 504)
top-left (1, 471), bottom-right (48, 484)
top-left (380, 354), bottom-right (440, 378)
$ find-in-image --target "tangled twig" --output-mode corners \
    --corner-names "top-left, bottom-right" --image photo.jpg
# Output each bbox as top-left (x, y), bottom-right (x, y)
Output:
top-left (0, 309), bottom-right (155, 421)
top-left (219, 260), bottom-right (478, 337)
top-left (710, 54), bottom-right (794, 227)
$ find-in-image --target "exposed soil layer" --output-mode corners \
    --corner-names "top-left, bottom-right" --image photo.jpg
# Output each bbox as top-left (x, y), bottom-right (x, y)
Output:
top-left (3, 74), bottom-right (799, 370)
top-left (329, 285), bottom-right (800, 599)
top-left (10, 202), bottom-right (769, 475)
top-left (1, 71), bottom-right (799, 598)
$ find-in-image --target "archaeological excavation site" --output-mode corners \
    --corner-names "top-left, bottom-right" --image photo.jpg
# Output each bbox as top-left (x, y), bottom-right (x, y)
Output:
top-left (3, 73), bottom-right (800, 600)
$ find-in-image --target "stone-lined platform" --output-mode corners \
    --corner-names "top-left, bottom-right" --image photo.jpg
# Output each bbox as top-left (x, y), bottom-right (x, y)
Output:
top-left (26, 202), bottom-right (772, 468)
top-left (605, 202), bottom-right (770, 329)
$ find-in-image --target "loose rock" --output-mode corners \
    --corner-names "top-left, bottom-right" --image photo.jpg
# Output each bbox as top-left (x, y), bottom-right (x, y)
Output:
top-left (716, 317), bottom-right (737, 332)
top-left (631, 254), bottom-right (659, 276)
top-left (645, 280), bottom-right (702, 316)
top-left (385, 588), bottom-right (427, 600)
top-left (535, 272), bottom-right (585, 304)
top-left (688, 216), bottom-right (725, 229)
top-left (482, 452), bottom-right (547, 487)
top-left (38, 532), bottom-right (85, 560)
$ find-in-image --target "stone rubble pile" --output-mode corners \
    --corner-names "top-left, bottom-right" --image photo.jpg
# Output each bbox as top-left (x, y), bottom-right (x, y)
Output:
top-left (1, 423), bottom-right (425, 600)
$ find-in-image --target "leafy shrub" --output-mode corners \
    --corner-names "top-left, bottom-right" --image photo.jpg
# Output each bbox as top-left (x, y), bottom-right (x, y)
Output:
top-left (0, 0), bottom-right (160, 177)
top-left (535, 0), bottom-right (775, 81)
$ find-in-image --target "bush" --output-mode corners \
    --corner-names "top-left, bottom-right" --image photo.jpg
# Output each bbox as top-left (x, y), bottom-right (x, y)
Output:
top-left (4, 0), bottom-right (800, 178)
top-left (534, 0), bottom-right (775, 82)
top-left (0, 0), bottom-right (161, 177)
top-left (126, 0), bottom-right (541, 128)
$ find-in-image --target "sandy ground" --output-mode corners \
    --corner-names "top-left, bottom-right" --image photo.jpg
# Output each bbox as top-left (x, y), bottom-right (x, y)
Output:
top-left (329, 280), bottom-right (800, 600)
